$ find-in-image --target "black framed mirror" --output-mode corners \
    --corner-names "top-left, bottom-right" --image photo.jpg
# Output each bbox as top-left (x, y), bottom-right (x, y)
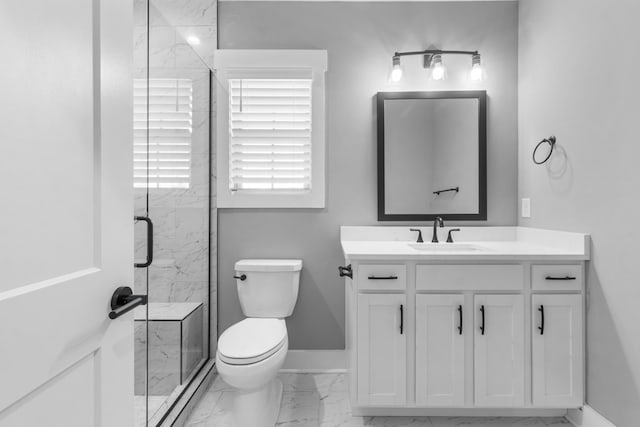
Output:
top-left (377, 90), bottom-right (487, 221)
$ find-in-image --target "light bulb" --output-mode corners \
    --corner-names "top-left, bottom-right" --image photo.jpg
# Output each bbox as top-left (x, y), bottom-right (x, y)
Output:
top-left (186, 35), bottom-right (201, 45)
top-left (390, 66), bottom-right (403, 83)
top-left (389, 56), bottom-right (403, 83)
top-left (431, 54), bottom-right (446, 81)
top-left (470, 64), bottom-right (483, 81)
top-left (470, 54), bottom-right (483, 81)
top-left (432, 64), bottom-right (445, 80)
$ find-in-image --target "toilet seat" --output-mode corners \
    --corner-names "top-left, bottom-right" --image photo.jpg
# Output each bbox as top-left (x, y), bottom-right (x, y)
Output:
top-left (218, 318), bottom-right (287, 365)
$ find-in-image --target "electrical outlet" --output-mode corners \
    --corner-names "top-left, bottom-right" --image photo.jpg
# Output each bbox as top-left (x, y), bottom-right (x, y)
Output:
top-left (521, 198), bottom-right (531, 218)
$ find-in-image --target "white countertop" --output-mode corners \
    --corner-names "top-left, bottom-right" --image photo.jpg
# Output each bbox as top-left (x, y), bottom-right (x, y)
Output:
top-left (341, 226), bottom-right (590, 261)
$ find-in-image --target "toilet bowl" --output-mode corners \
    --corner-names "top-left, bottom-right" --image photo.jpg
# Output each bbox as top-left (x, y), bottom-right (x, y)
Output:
top-left (216, 318), bottom-right (288, 427)
top-left (216, 260), bottom-right (302, 427)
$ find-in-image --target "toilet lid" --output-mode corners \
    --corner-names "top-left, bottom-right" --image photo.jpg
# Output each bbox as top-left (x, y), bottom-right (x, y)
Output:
top-left (218, 318), bottom-right (287, 365)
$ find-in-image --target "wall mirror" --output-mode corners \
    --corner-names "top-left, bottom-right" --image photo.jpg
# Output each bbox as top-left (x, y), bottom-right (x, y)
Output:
top-left (377, 91), bottom-right (487, 221)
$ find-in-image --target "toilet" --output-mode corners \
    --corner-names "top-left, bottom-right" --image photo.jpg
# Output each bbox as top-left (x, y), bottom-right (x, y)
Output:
top-left (216, 259), bottom-right (302, 427)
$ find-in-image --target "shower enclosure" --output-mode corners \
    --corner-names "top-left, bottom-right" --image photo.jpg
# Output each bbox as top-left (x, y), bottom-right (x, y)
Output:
top-left (133, 0), bottom-right (217, 425)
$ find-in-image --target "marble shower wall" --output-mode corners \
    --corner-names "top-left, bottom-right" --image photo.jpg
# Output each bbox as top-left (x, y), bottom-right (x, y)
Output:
top-left (133, 0), bottom-right (217, 386)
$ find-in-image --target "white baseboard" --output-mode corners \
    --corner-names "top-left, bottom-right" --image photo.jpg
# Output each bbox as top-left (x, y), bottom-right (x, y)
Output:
top-left (280, 350), bottom-right (346, 373)
top-left (353, 407), bottom-right (566, 417)
top-left (567, 405), bottom-right (616, 427)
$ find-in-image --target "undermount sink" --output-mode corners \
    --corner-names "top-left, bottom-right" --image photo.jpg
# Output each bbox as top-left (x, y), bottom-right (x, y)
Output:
top-left (408, 242), bottom-right (483, 252)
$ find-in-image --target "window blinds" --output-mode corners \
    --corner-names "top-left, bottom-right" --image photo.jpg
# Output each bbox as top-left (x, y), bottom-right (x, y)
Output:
top-left (228, 78), bottom-right (312, 191)
top-left (133, 78), bottom-right (192, 189)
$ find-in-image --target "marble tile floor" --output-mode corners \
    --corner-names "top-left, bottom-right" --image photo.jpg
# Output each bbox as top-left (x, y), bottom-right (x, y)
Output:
top-left (185, 373), bottom-right (571, 427)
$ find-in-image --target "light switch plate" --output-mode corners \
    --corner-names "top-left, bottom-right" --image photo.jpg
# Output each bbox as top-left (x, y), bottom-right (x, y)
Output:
top-left (521, 198), bottom-right (531, 218)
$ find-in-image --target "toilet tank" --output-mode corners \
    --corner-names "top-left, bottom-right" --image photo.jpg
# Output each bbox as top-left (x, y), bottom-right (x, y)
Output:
top-left (235, 259), bottom-right (302, 318)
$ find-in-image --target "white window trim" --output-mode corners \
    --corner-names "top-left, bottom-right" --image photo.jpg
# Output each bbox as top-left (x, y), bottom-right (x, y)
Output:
top-left (214, 49), bottom-right (328, 208)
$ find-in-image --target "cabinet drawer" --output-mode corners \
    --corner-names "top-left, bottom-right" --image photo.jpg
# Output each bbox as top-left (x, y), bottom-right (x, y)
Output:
top-left (357, 264), bottom-right (406, 290)
top-left (531, 265), bottom-right (583, 291)
top-left (416, 264), bottom-right (524, 291)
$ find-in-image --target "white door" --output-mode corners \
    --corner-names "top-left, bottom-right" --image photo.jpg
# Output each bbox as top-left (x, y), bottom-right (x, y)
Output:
top-left (0, 1), bottom-right (133, 426)
top-left (415, 294), bottom-right (465, 407)
top-left (357, 293), bottom-right (407, 406)
top-left (474, 294), bottom-right (524, 407)
top-left (532, 294), bottom-right (583, 407)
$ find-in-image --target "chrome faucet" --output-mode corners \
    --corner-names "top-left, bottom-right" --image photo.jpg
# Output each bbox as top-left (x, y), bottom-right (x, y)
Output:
top-left (432, 217), bottom-right (444, 243)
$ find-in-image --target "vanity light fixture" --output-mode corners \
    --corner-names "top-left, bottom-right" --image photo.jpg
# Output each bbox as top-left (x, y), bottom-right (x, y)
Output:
top-left (390, 48), bottom-right (483, 82)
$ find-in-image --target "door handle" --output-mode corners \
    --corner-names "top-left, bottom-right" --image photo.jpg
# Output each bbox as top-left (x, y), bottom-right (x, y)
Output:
top-left (399, 304), bottom-right (404, 335)
top-left (134, 216), bottom-right (153, 268)
top-left (109, 286), bottom-right (148, 320)
top-left (545, 276), bottom-right (576, 281)
top-left (367, 275), bottom-right (398, 280)
top-left (457, 305), bottom-right (463, 335)
top-left (479, 305), bottom-right (485, 335)
top-left (538, 305), bottom-right (545, 335)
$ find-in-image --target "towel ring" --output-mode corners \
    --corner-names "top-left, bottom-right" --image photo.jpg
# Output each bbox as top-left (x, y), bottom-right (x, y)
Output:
top-left (532, 136), bottom-right (556, 165)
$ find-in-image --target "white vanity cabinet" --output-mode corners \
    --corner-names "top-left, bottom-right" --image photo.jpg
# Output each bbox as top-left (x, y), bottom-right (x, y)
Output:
top-left (473, 294), bottom-right (525, 407)
top-left (341, 226), bottom-right (589, 416)
top-left (531, 294), bottom-right (583, 407)
top-left (356, 293), bottom-right (407, 406)
top-left (415, 294), bottom-right (465, 407)
top-left (345, 260), bottom-right (585, 416)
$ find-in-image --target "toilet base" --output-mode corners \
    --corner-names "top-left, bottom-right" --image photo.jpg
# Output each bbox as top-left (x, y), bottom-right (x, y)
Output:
top-left (233, 378), bottom-right (283, 427)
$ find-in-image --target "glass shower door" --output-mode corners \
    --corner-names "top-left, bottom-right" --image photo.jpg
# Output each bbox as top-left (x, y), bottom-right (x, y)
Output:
top-left (135, 0), bottom-right (212, 425)
top-left (133, 1), bottom-right (150, 425)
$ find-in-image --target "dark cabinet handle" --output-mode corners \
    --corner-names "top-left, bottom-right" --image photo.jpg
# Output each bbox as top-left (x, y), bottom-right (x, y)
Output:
top-left (109, 286), bottom-right (148, 320)
top-left (400, 304), bottom-right (404, 335)
top-left (368, 275), bottom-right (398, 280)
top-left (538, 305), bottom-right (545, 335)
top-left (545, 276), bottom-right (576, 281)
top-left (234, 274), bottom-right (247, 281)
top-left (457, 305), bottom-right (463, 335)
top-left (134, 216), bottom-right (153, 268)
top-left (480, 305), bottom-right (485, 335)
top-left (338, 265), bottom-right (353, 279)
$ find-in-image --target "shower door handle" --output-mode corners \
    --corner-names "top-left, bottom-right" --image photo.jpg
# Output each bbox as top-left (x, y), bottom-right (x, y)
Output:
top-left (134, 216), bottom-right (153, 268)
top-left (109, 286), bottom-right (148, 320)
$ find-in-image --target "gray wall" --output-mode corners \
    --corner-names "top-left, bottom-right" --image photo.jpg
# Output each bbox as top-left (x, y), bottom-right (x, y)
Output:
top-left (518, 1), bottom-right (640, 425)
top-left (218, 1), bottom-right (519, 349)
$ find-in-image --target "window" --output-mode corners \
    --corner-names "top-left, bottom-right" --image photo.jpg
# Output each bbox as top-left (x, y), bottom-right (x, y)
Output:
top-left (133, 78), bottom-right (192, 189)
top-left (229, 78), bottom-right (312, 192)
top-left (214, 50), bottom-right (327, 208)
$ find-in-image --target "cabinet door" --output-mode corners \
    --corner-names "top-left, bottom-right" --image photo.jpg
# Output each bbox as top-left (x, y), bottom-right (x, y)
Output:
top-left (532, 294), bottom-right (583, 407)
top-left (416, 294), bottom-right (465, 406)
top-left (474, 294), bottom-right (524, 407)
top-left (357, 293), bottom-right (406, 406)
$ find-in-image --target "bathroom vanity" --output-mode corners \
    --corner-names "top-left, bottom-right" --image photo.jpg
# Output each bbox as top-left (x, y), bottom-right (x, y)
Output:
top-left (340, 226), bottom-right (590, 416)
